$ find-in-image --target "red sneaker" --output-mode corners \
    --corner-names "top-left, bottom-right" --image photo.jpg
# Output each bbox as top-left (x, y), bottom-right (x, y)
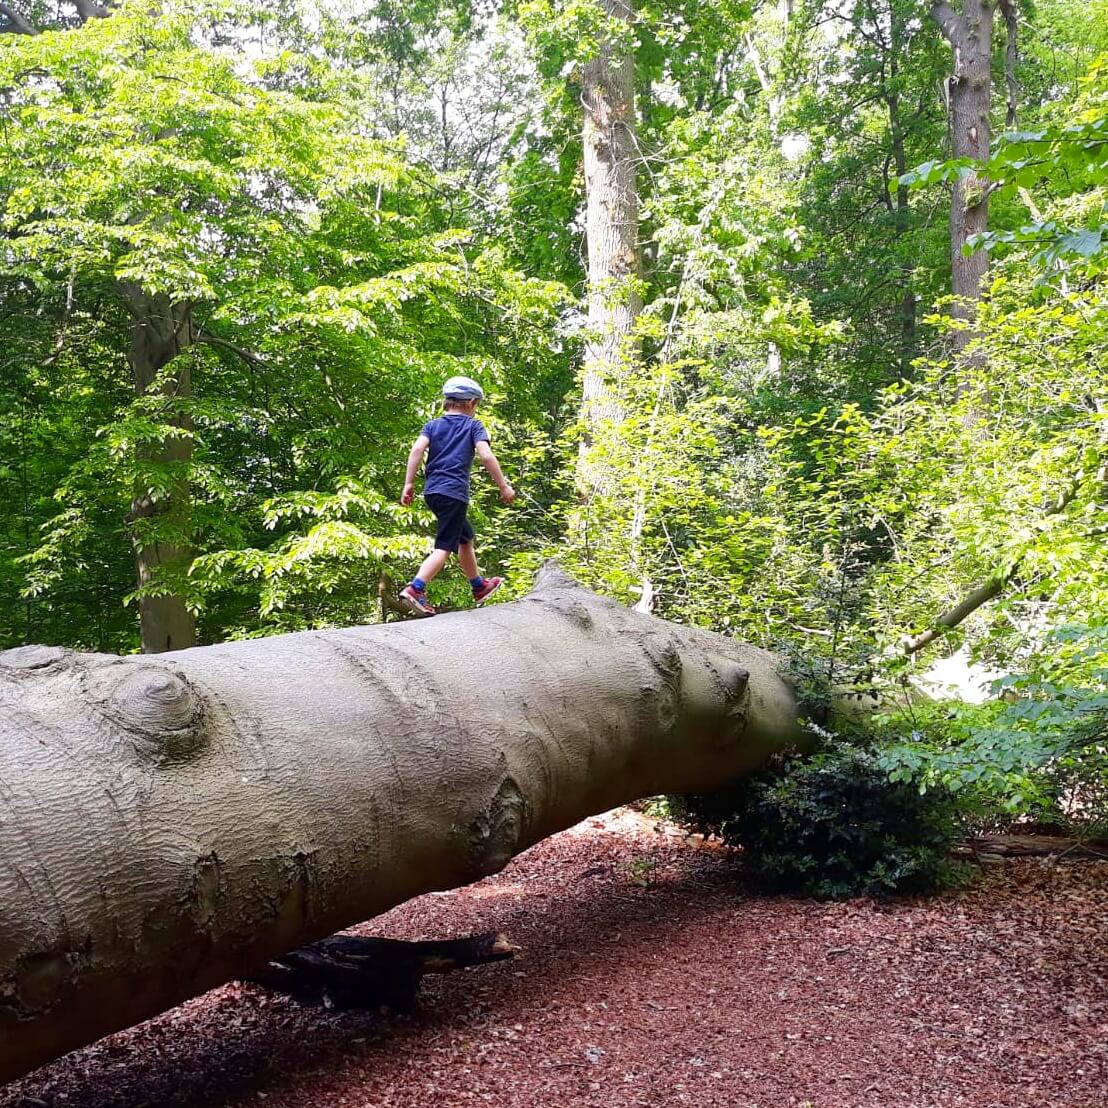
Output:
top-left (399, 585), bottom-right (436, 616)
top-left (472, 576), bottom-right (503, 606)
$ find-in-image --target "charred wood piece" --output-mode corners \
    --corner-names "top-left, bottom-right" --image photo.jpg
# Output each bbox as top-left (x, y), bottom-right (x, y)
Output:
top-left (249, 931), bottom-right (518, 1010)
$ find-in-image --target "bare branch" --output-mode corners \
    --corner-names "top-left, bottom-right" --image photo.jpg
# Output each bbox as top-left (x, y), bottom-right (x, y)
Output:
top-left (902, 478), bottom-right (1084, 655)
top-left (196, 332), bottom-right (268, 369)
top-left (72, 0), bottom-right (110, 21)
top-left (930, 1), bottom-right (965, 46)
top-left (0, 2), bottom-right (38, 33)
top-left (902, 576), bottom-right (1007, 654)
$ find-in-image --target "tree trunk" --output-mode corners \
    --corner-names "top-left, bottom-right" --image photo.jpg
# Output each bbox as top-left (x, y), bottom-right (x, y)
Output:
top-left (0, 564), bottom-right (800, 1085)
top-left (999, 0), bottom-right (1019, 129)
top-left (124, 286), bottom-right (197, 653)
top-left (932, 0), bottom-right (994, 351)
top-left (576, 0), bottom-right (641, 498)
top-left (886, 9), bottom-right (917, 377)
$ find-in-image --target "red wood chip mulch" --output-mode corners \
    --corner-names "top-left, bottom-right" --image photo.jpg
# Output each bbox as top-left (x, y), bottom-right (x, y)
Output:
top-left (3, 809), bottom-right (1105, 1108)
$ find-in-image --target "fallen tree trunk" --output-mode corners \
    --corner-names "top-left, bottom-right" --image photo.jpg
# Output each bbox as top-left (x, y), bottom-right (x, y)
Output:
top-left (0, 563), bottom-right (800, 1084)
top-left (954, 834), bottom-right (1108, 861)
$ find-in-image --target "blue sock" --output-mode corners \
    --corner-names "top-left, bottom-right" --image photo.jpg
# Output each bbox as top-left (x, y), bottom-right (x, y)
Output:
top-left (470, 576), bottom-right (485, 590)
top-left (411, 577), bottom-right (427, 592)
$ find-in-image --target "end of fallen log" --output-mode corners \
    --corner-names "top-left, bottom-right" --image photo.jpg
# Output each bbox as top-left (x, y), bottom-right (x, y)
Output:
top-left (248, 931), bottom-right (517, 1011)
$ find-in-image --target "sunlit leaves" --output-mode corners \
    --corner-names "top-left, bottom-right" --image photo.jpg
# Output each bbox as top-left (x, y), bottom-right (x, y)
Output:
top-left (901, 52), bottom-right (1108, 273)
top-left (0, 0), bottom-right (570, 643)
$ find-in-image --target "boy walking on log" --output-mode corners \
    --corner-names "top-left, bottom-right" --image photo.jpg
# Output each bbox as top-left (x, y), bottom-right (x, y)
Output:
top-left (398, 376), bottom-right (516, 616)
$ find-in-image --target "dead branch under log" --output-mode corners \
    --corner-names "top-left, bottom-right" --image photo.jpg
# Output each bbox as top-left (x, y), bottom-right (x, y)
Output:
top-left (248, 932), bottom-right (517, 1011)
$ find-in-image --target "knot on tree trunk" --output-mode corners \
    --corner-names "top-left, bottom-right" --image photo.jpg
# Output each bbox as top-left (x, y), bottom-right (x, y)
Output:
top-left (85, 664), bottom-right (207, 761)
top-left (467, 776), bottom-right (528, 876)
top-left (0, 645), bottom-right (73, 674)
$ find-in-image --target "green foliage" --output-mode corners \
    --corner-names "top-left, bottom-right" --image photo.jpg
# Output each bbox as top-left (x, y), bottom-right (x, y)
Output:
top-left (514, 0), bottom-right (636, 75)
top-left (902, 50), bottom-right (1108, 274)
top-left (674, 738), bottom-right (968, 899)
top-left (0, 0), bottom-right (570, 644)
top-left (881, 626), bottom-right (1108, 828)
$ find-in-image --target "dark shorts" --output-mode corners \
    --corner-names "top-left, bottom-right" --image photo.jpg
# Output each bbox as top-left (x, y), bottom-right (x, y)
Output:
top-left (425, 493), bottom-right (474, 553)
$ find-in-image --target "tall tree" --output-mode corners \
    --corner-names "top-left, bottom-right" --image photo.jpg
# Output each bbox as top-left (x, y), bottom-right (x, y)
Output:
top-left (2, 4), bottom-right (221, 650)
top-left (0, 5), bottom-right (420, 652)
top-left (123, 290), bottom-right (198, 652)
top-left (930, 0), bottom-right (1019, 351)
top-left (575, 0), bottom-right (641, 499)
top-left (0, 1), bottom-right (569, 652)
top-left (932, 0), bottom-right (993, 335)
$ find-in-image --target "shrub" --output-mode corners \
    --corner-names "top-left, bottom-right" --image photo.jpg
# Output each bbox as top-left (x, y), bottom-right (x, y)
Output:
top-left (880, 660), bottom-right (1108, 836)
top-left (673, 738), bottom-right (968, 899)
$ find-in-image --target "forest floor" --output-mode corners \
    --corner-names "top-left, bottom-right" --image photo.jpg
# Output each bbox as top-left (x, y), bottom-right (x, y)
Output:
top-left (3, 810), bottom-right (1106, 1108)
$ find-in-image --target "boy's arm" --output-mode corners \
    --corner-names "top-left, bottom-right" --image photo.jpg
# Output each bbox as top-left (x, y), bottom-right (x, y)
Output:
top-left (400, 435), bottom-right (430, 505)
top-left (475, 440), bottom-right (515, 503)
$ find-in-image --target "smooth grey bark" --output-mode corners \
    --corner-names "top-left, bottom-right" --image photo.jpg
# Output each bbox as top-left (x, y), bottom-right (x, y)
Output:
top-left (576, 0), bottom-right (641, 498)
top-left (123, 286), bottom-right (197, 654)
top-left (0, 564), bottom-right (800, 1085)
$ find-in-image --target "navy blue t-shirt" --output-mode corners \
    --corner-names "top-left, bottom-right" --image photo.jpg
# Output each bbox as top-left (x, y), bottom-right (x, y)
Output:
top-left (421, 413), bottom-right (490, 503)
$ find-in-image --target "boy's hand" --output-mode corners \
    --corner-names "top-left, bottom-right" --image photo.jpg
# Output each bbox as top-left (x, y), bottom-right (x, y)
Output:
top-left (400, 483), bottom-right (415, 506)
top-left (499, 483), bottom-right (516, 504)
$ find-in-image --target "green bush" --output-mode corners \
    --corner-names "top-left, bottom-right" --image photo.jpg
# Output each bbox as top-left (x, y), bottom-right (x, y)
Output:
top-left (879, 631), bottom-right (1108, 835)
top-left (673, 738), bottom-right (968, 899)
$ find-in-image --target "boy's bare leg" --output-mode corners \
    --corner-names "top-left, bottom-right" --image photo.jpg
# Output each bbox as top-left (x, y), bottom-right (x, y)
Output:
top-left (415, 548), bottom-right (450, 585)
top-left (457, 539), bottom-right (480, 580)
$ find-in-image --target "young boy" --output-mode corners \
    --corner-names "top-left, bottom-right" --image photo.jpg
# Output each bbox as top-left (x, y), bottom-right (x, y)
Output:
top-left (398, 375), bottom-right (515, 616)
